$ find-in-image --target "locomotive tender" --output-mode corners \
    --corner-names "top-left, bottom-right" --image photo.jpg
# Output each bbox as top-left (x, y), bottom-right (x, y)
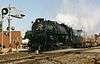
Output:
top-left (24, 18), bottom-right (82, 51)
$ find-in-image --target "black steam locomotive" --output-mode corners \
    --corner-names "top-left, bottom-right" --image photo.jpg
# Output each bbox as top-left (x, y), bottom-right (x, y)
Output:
top-left (24, 18), bottom-right (82, 51)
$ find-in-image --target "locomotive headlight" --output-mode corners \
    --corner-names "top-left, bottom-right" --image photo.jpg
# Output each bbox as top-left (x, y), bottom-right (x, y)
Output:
top-left (36, 29), bottom-right (38, 30)
top-left (37, 24), bottom-right (43, 31)
top-left (50, 35), bottom-right (54, 40)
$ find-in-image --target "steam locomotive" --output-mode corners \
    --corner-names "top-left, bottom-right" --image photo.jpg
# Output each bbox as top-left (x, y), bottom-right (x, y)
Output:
top-left (24, 18), bottom-right (82, 51)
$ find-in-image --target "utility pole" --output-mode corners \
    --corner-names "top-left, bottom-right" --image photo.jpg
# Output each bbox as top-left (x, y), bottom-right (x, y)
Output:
top-left (8, 4), bottom-right (11, 48)
top-left (1, 6), bottom-right (9, 50)
top-left (1, 14), bottom-right (3, 50)
top-left (8, 4), bottom-right (12, 50)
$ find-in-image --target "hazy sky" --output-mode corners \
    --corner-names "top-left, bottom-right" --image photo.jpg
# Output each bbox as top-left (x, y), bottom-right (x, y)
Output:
top-left (0, 0), bottom-right (100, 36)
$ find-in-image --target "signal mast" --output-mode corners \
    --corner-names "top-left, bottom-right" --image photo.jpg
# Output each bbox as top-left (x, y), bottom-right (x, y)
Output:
top-left (1, 4), bottom-right (25, 51)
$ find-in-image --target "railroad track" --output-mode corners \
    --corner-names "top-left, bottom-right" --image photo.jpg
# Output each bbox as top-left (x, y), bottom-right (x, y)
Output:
top-left (1, 46), bottom-right (100, 64)
top-left (0, 52), bottom-right (66, 64)
top-left (0, 53), bottom-right (48, 64)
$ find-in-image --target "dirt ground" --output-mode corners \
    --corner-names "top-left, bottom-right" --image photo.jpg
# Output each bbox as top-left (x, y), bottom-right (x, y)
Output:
top-left (0, 52), bottom-right (100, 64)
top-left (19, 52), bottom-right (100, 64)
top-left (33, 53), bottom-right (100, 64)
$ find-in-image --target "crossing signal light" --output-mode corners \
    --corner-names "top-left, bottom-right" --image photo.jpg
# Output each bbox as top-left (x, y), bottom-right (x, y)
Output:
top-left (2, 8), bottom-right (8, 15)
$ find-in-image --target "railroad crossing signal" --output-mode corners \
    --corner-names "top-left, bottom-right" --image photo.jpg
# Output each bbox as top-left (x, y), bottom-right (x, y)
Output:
top-left (2, 8), bottom-right (8, 16)
top-left (1, 7), bottom-right (25, 19)
top-left (1, 5), bottom-right (25, 51)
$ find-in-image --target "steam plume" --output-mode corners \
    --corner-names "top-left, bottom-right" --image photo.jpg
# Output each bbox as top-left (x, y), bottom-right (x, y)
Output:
top-left (55, 0), bottom-right (100, 34)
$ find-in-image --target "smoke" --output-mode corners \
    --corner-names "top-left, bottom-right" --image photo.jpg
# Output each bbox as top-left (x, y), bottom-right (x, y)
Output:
top-left (55, 0), bottom-right (100, 34)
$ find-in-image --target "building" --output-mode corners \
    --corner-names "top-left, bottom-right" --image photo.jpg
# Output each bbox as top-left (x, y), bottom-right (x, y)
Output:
top-left (0, 31), bottom-right (22, 48)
